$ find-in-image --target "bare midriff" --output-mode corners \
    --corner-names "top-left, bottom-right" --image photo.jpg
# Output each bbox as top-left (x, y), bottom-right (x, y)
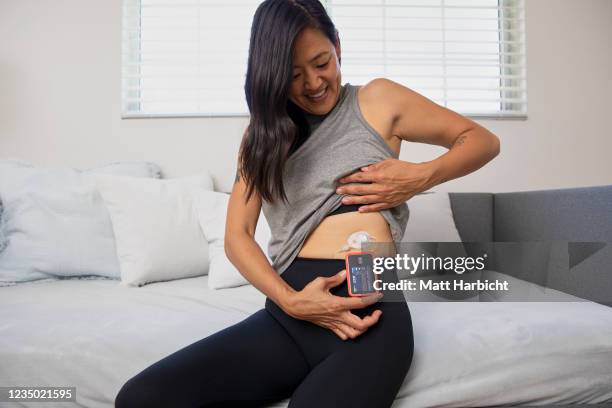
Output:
top-left (297, 210), bottom-right (397, 259)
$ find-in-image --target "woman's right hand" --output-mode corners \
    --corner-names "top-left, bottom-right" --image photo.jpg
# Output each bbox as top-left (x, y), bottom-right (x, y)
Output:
top-left (282, 269), bottom-right (383, 340)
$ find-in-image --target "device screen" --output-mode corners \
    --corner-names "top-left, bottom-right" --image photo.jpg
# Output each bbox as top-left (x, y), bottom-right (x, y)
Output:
top-left (345, 253), bottom-right (377, 296)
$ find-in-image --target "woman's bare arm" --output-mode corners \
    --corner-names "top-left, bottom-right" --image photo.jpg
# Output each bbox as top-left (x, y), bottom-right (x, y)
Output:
top-left (379, 77), bottom-right (500, 185)
top-left (332, 78), bottom-right (500, 212)
top-left (224, 161), bottom-right (296, 310)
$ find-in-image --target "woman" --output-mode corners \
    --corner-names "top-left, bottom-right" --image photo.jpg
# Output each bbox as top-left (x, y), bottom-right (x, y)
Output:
top-left (115, 1), bottom-right (500, 407)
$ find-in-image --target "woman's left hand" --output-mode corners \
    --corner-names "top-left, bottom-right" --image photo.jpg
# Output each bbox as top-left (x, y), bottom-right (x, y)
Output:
top-left (335, 158), bottom-right (435, 212)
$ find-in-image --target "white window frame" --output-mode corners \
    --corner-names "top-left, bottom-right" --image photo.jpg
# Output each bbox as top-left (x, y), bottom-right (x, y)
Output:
top-left (121, 0), bottom-right (527, 119)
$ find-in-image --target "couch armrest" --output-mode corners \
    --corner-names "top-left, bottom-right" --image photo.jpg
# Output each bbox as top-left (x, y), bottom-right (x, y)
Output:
top-left (494, 185), bottom-right (612, 242)
top-left (494, 185), bottom-right (612, 306)
top-left (448, 192), bottom-right (494, 243)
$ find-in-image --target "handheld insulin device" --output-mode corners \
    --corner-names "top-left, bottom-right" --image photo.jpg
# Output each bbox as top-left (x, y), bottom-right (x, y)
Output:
top-left (345, 252), bottom-right (378, 297)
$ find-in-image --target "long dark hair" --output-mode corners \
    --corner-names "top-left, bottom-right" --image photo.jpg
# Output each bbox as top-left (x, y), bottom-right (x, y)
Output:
top-left (240, 0), bottom-right (339, 204)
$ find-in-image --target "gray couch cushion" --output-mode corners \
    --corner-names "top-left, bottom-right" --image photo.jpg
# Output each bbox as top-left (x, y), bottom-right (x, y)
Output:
top-left (448, 193), bottom-right (493, 242)
top-left (494, 185), bottom-right (612, 306)
top-left (448, 187), bottom-right (611, 306)
top-left (494, 185), bottom-right (612, 241)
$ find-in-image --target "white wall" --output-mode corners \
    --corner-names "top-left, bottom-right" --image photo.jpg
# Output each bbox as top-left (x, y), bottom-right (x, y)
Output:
top-left (1, 0), bottom-right (611, 193)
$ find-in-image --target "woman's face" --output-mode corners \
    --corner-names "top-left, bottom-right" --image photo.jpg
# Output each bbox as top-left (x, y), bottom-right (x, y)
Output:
top-left (288, 27), bottom-right (342, 116)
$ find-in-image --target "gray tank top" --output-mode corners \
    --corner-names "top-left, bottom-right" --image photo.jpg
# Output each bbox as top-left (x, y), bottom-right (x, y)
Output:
top-left (261, 82), bottom-right (410, 275)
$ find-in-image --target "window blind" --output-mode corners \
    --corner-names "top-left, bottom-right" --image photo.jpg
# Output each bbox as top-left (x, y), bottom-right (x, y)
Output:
top-left (122, 0), bottom-right (260, 117)
top-left (122, 0), bottom-right (526, 118)
top-left (328, 0), bottom-right (527, 118)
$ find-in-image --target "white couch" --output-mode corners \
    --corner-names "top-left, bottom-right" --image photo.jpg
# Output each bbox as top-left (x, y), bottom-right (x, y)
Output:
top-left (1, 160), bottom-right (612, 408)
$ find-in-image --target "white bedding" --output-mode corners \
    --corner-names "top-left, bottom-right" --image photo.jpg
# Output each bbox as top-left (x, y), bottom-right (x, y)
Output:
top-left (1, 273), bottom-right (611, 408)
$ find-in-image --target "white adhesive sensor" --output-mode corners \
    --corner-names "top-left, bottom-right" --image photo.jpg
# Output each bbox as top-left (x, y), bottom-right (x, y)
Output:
top-left (338, 230), bottom-right (377, 253)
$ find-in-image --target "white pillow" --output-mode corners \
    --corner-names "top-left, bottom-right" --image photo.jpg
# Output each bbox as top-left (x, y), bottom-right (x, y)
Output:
top-left (0, 159), bottom-right (163, 284)
top-left (398, 191), bottom-right (469, 297)
top-left (191, 189), bottom-right (272, 289)
top-left (95, 173), bottom-right (213, 287)
top-left (402, 191), bottom-right (462, 242)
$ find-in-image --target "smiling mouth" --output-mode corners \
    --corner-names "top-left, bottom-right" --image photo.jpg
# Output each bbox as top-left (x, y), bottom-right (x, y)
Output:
top-left (306, 87), bottom-right (328, 103)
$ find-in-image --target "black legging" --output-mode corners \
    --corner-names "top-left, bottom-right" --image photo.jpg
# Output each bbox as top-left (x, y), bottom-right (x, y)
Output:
top-left (115, 258), bottom-right (414, 408)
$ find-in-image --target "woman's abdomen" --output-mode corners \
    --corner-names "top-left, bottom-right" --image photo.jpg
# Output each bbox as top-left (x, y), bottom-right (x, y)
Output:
top-left (297, 210), bottom-right (395, 259)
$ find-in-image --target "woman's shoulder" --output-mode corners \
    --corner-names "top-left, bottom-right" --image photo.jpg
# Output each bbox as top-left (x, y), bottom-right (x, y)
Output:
top-left (356, 78), bottom-right (410, 115)
top-left (358, 77), bottom-right (397, 93)
top-left (354, 78), bottom-right (404, 153)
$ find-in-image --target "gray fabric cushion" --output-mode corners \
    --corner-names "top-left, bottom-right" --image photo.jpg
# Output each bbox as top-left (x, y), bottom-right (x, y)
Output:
top-left (448, 192), bottom-right (493, 243)
top-left (494, 185), bottom-right (612, 242)
top-left (449, 188), bottom-right (612, 306)
top-left (494, 185), bottom-right (612, 306)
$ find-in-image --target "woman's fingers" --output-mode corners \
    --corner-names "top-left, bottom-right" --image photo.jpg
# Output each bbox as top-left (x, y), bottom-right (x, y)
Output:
top-left (360, 309), bottom-right (383, 327)
top-left (335, 322), bottom-right (364, 340)
top-left (324, 269), bottom-right (347, 289)
top-left (332, 326), bottom-right (348, 341)
top-left (325, 309), bottom-right (383, 340)
top-left (342, 311), bottom-right (369, 331)
top-left (341, 193), bottom-right (384, 206)
top-left (338, 292), bottom-right (383, 310)
top-left (333, 310), bottom-right (383, 340)
top-left (300, 271), bottom-right (384, 340)
top-left (343, 309), bottom-right (382, 332)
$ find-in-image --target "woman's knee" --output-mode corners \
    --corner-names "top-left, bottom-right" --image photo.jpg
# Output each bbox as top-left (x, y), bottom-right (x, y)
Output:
top-left (114, 374), bottom-right (167, 408)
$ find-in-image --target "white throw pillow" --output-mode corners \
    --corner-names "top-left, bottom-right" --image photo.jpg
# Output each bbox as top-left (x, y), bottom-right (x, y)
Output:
top-left (95, 173), bottom-right (213, 287)
top-left (402, 191), bottom-right (462, 242)
top-left (0, 159), bottom-right (163, 285)
top-left (399, 191), bottom-right (463, 266)
top-left (398, 192), bottom-right (469, 299)
top-left (191, 189), bottom-right (272, 289)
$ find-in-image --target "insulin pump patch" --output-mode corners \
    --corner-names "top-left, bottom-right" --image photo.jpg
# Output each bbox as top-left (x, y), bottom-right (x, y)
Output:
top-left (338, 231), bottom-right (376, 253)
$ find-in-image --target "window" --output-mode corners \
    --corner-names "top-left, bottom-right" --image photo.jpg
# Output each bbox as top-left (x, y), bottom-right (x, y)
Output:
top-left (122, 0), bottom-right (526, 118)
